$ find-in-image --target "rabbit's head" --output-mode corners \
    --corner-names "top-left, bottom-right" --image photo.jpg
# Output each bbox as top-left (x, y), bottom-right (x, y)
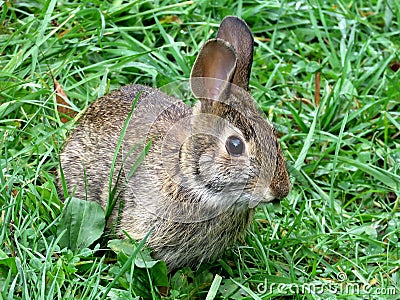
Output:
top-left (153, 17), bottom-right (290, 214)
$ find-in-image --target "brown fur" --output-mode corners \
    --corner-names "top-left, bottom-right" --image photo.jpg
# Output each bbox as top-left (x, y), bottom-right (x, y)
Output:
top-left (58, 16), bottom-right (290, 269)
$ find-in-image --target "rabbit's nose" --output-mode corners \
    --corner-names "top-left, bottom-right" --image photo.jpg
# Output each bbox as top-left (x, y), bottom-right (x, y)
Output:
top-left (271, 183), bottom-right (290, 200)
top-left (269, 167), bottom-right (290, 200)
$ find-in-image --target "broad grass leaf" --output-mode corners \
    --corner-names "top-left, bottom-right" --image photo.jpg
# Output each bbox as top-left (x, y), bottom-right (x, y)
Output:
top-left (0, 101), bottom-right (22, 119)
top-left (57, 198), bottom-right (105, 251)
top-left (218, 278), bottom-right (247, 299)
top-left (108, 238), bottom-right (162, 268)
top-left (100, 287), bottom-right (138, 300)
top-left (0, 249), bottom-right (17, 274)
top-left (171, 267), bottom-right (214, 295)
top-left (150, 261), bottom-right (169, 286)
top-left (108, 239), bottom-right (169, 287)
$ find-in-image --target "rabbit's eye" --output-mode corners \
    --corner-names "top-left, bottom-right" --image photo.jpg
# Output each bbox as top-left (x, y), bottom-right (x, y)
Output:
top-left (225, 135), bottom-right (244, 156)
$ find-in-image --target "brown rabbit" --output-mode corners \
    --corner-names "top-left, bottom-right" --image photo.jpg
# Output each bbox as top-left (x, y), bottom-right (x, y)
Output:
top-left (58, 16), bottom-right (290, 269)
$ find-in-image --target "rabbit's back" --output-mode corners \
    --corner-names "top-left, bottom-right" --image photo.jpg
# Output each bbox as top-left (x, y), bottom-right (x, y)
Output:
top-left (59, 84), bottom-right (190, 209)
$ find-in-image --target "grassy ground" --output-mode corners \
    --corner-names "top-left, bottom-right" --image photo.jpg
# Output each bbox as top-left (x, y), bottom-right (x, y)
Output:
top-left (1, 0), bottom-right (400, 299)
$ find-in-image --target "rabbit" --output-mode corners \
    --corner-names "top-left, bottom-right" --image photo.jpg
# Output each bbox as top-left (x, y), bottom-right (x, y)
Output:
top-left (58, 16), bottom-right (290, 270)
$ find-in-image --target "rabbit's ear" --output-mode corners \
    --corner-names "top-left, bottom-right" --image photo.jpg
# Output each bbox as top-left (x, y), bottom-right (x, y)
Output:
top-left (190, 39), bottom-right (237, 100)
top-left (217, 16), bottom-right (254, 91)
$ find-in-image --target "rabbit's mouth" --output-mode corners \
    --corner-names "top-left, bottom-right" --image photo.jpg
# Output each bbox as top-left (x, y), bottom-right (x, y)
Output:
top-left (245, 186), bottom-right (277, 208)
top-left (199, 182), bottom-right (277, 210)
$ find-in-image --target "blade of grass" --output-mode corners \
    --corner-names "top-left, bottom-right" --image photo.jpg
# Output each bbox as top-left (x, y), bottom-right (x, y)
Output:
top-left (106, 92), bottom-right (141, 219)
top-left (99, 229), bottom-right (153, 300)
top-left (338, 156), bottom-right (400, 191)
top-left (329, 111), bottom-right (349, 226)
top-left (206, 274), bottom-right (222, 300)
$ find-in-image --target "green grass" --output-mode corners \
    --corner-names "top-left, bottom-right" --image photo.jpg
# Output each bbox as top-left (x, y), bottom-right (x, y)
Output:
top-left (1, 0), bottom-right (400, 299)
